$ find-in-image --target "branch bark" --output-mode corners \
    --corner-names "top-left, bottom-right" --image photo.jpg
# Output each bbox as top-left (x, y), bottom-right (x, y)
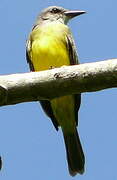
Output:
top-left (0, 58), bottom-right (117, 106)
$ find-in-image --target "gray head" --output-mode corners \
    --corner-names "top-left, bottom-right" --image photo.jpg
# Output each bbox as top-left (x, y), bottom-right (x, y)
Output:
top-left (35, 6), bottom-right (86, 25)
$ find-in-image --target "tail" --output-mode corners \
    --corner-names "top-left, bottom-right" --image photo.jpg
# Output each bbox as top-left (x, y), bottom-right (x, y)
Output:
top-left (63, 128), bottom-right (85, 176)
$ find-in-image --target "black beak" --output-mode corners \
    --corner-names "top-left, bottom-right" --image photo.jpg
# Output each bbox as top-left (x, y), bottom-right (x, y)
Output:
top-left (64, 10), bottom-right (86, 19)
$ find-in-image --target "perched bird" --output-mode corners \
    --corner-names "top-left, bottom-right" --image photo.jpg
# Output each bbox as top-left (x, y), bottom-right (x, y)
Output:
top-left (26, 6), bottom-right (85, 176)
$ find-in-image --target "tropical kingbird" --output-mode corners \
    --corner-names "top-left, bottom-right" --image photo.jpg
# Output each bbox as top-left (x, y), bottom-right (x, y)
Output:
top-left (26, 6), bottom-right (85, 176)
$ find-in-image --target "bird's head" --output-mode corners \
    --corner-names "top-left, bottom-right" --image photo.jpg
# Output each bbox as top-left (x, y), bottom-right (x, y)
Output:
top-left (36, 6), bottom-right (86, 25)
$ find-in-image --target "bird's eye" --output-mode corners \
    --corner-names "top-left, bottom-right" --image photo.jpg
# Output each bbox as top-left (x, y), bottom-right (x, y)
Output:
top-left (51, 8), bottom-right (60, 13)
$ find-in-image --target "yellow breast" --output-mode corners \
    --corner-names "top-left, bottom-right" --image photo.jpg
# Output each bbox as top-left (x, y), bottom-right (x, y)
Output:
top-left (30, 22), bottom-right (70, 71)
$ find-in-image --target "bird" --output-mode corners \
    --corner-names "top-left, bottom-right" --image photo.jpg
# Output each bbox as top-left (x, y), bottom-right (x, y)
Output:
top-left (26, 6), bottom-right (85, 176)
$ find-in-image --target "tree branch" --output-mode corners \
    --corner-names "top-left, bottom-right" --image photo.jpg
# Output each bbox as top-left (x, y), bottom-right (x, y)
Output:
top-left (0, 58), bottom-right (117, 106)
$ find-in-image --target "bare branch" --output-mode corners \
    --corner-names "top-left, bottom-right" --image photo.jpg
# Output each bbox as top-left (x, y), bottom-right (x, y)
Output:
top-left (0, 59), bottom-right (116, 106)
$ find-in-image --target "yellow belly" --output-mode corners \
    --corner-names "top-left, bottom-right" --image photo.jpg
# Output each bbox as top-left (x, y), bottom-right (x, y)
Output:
top-left (30, 23), bottom-right (76, 131)
top-left (51, 95), bottom-right (75, 131)
top-left (31, 36), bottom-right (70, 71)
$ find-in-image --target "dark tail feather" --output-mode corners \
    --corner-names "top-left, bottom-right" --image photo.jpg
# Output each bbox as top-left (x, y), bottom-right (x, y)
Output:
top-left (63, 128), bottom-right (85, 176)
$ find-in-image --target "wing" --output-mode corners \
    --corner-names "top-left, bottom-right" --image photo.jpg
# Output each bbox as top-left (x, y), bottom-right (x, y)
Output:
top-left (66, 31), bottom-right (81, 126)
top-left (26, 32), bottom-right (59, 130)
top-left (40, 100), bottom-right (58, 130)
top-left (26, 37), bottom-right (35, 71)
top-left (66, 31), bottom-right (79, 65)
